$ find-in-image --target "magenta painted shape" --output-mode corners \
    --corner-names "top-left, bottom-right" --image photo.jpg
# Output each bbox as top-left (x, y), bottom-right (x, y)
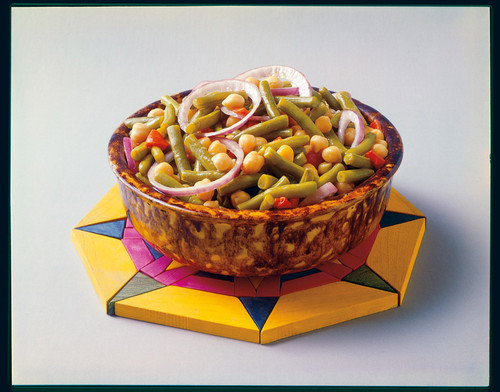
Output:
top-left (348, 225), bottom-right (380, 260)
top-left (317, 260), bottom-right (352, 280)
top-left (140, 255), bottom-right (172, 277)
top-left (172, 275), bottom-right (234, 296)
top-left (280, 272), bottom-right (339, 295)
top-left (123, 227), bottom-right (143, 239)
top-left (338, 252), bottom-right (366, 270)
top-left (121, 238), bottom-right (155, 270)
top-left (155, 266), bottom-right (199, 286)
top-left (256, 276), bottom-right (281, 297)
top-left (125, 218), bottom-right (134, 228)
top-left (234, 277), bottom-right (257, 297)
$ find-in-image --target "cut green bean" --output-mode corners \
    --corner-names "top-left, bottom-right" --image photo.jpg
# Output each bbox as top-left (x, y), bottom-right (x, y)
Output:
top-left (330, 110), bottom-right (341, 128)
top-left (184, 134), bottom-right (217, 170)
top-left (130, 141), bottom-right (150, 162)
top-left (158, 103), bottom-right (177, 138)
top-left (124, 116), bottom-right (155, 129)
top-left (185, 109), bottom-right (221, 134)
top-left (343, 152), bottom-right (373, 169)
top-left (300, 167), bottom-right (318, 183)
top-left (317, 163), bottom-right (346, 188)
top-left (293, 151), bottom-right (307, 167)
top-left (324, 129), bottom-right (348, 154)
top-left (153, 171), bottom-right (202, 204)
top-left (345, 132), bottom-right (376, 156)
top-left (263, 147), bottom-right (305, 180)
top-left (193, 159), bottom-right (204, 172)
top-left (259, 194), bottom-right (275, 210)
top-left (138, 154), bottom-right (155, 175)
top-left (265, 128), bottom-right (293, 140)
top-left (308, 102), bottom-right (329, 122)
top-left (167, 125), bottom-right (192, 174)
top-left (236, 175), bottom-right (291, 210)
top-left (181, 170), bottom-right (225, 184)
top-left (146, 116), bottom-right (164, 130)
top-left (135, 172), bottom-right (152, 187)
top-left (337, 168), bottom-right (374, 183)
top-left (161, 95), bottom-right (180, 114)
top-left (334, 91), bottom-right (367, 124)
top-left (274, 95), bottom-right (320, 108)
top-left (257, 174), bottom-right (279, 190)
top-left (151, 146), bottom-right (165, 163)
top-left (193, 91), bottom-right (248, 111)
top-left (265, 181), bottom-right (317, 199)
top-left (232, 114), bottom-right (289, 141)
top-left (257, 135), bottom-right (310, 154)
top-left (277, 98), bottom-right (323, 137)
top-left (259, 79), bottom-right (281, 118)
top-left (217, 173), bottom-right (262, 196)
top-left (319, 87), bottom-right (342, 111)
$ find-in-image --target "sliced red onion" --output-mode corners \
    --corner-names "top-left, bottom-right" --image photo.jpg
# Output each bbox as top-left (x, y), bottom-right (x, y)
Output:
top-left (147, 137), bottom-right (244, 197)
top-left (164, 150), bottom-right (174, 163)
top-left (219, 106), bottom-right (270, 122)
top-left (299, 182), bottom-right (338, 207)
top-left (270, 87), bottom-right (299, 96)
top-left (234, 65), bottom-right (312, 97)
top-left (177, 79), bottom-right (261, 137)
top-left (123, 137), bottom-right (136, 173)
top-left (337, 110), bottom-right (366, 148)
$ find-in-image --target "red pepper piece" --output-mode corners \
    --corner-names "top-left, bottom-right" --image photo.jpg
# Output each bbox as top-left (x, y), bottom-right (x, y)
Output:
top-left (306, 150), bottom-right (323, 167)
top-left (365, 150), bottom-right (385, 169)
top-left (274, 196), bottom-right (293, 209)
top-left (145, 129), bottom-right (169, 150)
top-left (289, 197), bottom-right (299, 208)
top-left (233, 107), bottom-right (250, 116)
top-left (369, 119), bottom-right (381, 130)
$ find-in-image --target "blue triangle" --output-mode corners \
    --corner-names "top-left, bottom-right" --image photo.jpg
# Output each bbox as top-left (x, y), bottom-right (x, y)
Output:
top-left (144, 241), bottom-right (165, 260)
top-left (379, 211), bottom-right (422, 228)
top-left (239, 297), bottom-right (279, 330)
top-left (76, 219), bottom-right (126, 239)
top-left (280, 268), bottom-right (321, 283)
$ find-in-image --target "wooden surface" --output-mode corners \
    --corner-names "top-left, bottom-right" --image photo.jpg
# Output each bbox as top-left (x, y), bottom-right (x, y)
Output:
top-left (72, 186), bottom-right (426, 344)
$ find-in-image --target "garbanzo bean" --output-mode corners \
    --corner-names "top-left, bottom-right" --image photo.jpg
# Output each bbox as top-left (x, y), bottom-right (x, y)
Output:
top-left (195, 178), bottom-right (214, 201)
top-left (315, 115), bottom-right (333, 133)
top-left (265, 75), bottom-right (283, 89)
top-left (317, 161), bottom-right (333, 175)
top-left (198, 136), bottom-right (212, 150)
top-left (222, 93), bottom-right (245, 110)
top-left (321, 146), bottom-right (342, 163)
top-left (208, 140), bottom-right (227, 155)
top-left (310, 135), bottom-right (329, 153)
top-left (344, 127), bottom-right (356, 146)
top-left (277, 144), bottom-right (294, 162)
top-left (130, 122), bottom-right (149, 145)
top-left (238, 134), bottom-right (257, 154)
top-left (212, 152), bottom-right (234, 172)
top-left (231, 190), bottom-right (251, 208)
top-left (154, 161), bottom-right (174, 177)
top-left (148, 107), bottom-right (164, 117)
top-left (242, 151), bottom-right (265, 174)
top-left (372, 143), bottom-right (388, 158)
top-left (255, 136), bottom-right (267, 147)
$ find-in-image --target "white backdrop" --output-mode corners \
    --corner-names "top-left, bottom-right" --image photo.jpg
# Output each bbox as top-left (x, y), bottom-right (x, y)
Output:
top-left (11, 6), bottom-right (490, 387)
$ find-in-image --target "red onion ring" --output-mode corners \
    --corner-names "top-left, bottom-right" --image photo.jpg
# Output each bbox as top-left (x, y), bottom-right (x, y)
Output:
top-left (337, 110), bottom-right (366, 148)
top-left (123, 137), bottom-right (136, 173)
top-left (270, 87), bottom-right (299, 96)
top-left (299, 182), bottom-right (338, 207)
top-left (220, 106), bottom-right (270, 122)
top-left (234, 65), bottom-right (312, 97)
top-left (147, 137), bottom-right (244, 197)
top-left (177, 79), bottom-right (261, 137)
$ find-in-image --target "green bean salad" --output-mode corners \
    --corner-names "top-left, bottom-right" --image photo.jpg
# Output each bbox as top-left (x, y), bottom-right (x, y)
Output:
top-left (123, 65), bottom-right (389, 210)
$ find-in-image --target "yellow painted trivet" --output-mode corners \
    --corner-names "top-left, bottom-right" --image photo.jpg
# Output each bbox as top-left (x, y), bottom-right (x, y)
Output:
top-left (71, 186), bottom-right (425, 344)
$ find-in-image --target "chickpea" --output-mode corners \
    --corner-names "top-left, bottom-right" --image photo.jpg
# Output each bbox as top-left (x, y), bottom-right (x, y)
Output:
top-left (370, 129), bottom-right (385, 140)
top-left (245, 76), bottom-right (260, 87)
top-left (208, 140), bottom-right (227, 155)
top-left (147, 107), bottom-right (164, 117)
top-left (222, 93), bottom-right (245, 110)
top-left (129, 122), bottom-right (150, 145)
top-left (212, 152), bottom-right (234, 172)
top-left (238, 134), bottom-right (257, 154)
top-left (242, 151), bottom-right (265, 174)
top-left (293, 128), bottom-right (308, 137)
top-left (344, 127), bottom-right (356, 146)
top-left (198, 136), bottom-right (211, 150)
top-left (255, 137), bottom-right (267, 147)
top-left (195, 178), bottom-right (214, 201)
top-left (302, 163), bottom-right (318, 176)
top-left (315, 115), bottom-right (333, 133)
top-left (317, 162), bottom-right (333, 175)
top-left (154, 162), bottom-right (174, 177)
top-left (226, 116), bottom-right (240, 127)
top-left (310, 135), bottom-right (329, 153)
top-left (231, 190), bottom-right (251, 209)
top-left (337, 182), bottom-right (354, 195)
top-left (375, 139), bottom-right (388, 148)
top-left (321, 146), bottom-right (342, 164)
top-left (277, 144), bottom-right (294, 162)
top-left (203, 200), bottom-right (220, 208)
top-left (265, 75), bottom-right (283, 89)
top-left (372, 143), bottom-right (388, 159)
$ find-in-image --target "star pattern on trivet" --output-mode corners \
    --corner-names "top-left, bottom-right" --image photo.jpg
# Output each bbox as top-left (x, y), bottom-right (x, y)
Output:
top-left (72, 185), bottom-right (426, 344)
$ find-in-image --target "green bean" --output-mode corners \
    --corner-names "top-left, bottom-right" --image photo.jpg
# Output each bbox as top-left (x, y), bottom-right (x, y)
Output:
top-left (217, 173), bottom-right (261, 196)
top-left (193, 91), bottom-right (248, 111)
top-left (300, 167), bottom-right (318, 183)
top-left (334, 91), bottom-right (367, 124)
top-left (277, 98), bottom-right (323, 137)
top-left (293, 151), bottom-right (307, 167)
top-left (345, 132), bottom-right (376, 156)
top-left (337, 168), bottom-right (374, 183)
top-left (130, 142), bottom-right (150, 162)
top-left (259, 79), bottom-right (281, 118)
top-left (167, 125), bottom-right (192, 174)
top-left (257, 135), bottom-right (310, 154)
top-left (185, 109), bottom-right (221, 134)
top-left (232, 115), bottom-right (289, 141)
top-left (308, 102), bottom-right (329, 122)
top-left (153, 171), bottom-right (203, 204)
top-left (263, 147), bottom-right (305, 180)
top-left (151, 146), bottom-right (165, 163)
top-left (135, 172), bottom-right (152, 187)
top-left (158, 103), bottom-right (177, 138)
top-left (181, 170), bottom-right (225, 184)
top-left (318, 163), bottom-right (346, 188)
top-left (343, 152), bottom-right (373, 169)
top-left (124, 116), bottom-right (154, 129)
top-left (193, 159), bottom-right (204, 172)
top-left (161, 95), bottom-right (180, 114)
top-left (138, 154), bottom-right (155, 175)
top-left (258, 174), bottom-right (279, 190)
top-left (146, 116), bottom-right (164, 130)
top-left (274, 95), bottom-right (320, 108)
top-left (236, 175), bottom-right (290, 210)
top-left (312, 88), bottom-right (323, 101)
top-left (330, 111), bottom-right (341, 128)
top-left (324, 129), bottom-right (347, 154)
top-left (319, 87), bottom-right (342, 111)
top-left (265, 181), bottom-right (318, 199)
top-left (259, 194), bottom-right (275, 210)
top-left (265, 128), bottom-right (293, 140)
top-left (183, 134), bottom-right (216, 170)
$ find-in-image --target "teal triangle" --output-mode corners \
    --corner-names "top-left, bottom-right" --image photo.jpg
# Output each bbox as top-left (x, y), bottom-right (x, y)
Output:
top-left (107, 272), bottom-right (165, 315)
top-left (76, 219), bottom-right (126, 239)
top-left (379, 211), bottom-right (422, 228)
top-left (239, 297), bottom-right (279, 330)
top-left (342, 265), bottom-right (396, 293)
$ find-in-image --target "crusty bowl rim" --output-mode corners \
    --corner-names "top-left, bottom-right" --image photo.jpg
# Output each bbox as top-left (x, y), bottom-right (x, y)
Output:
top-left (108, 89), bottom-right (403, 222)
